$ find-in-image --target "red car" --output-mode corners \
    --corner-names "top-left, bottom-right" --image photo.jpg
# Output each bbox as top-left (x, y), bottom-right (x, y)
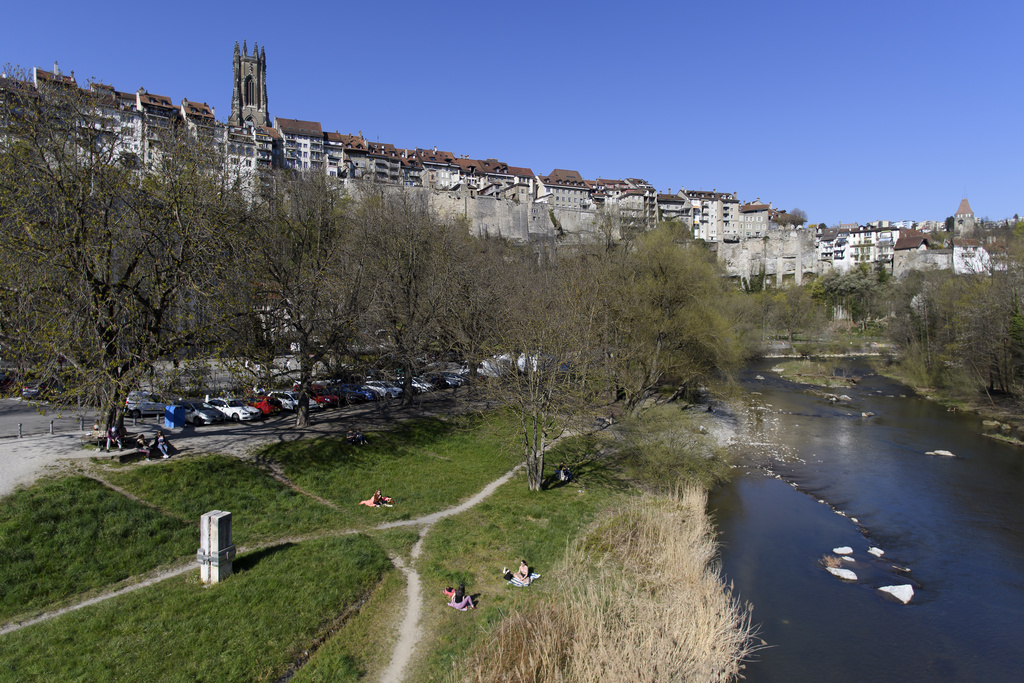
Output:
top-left (309, 387), bottom-right (340, 408)
top-left (247, 395), bottom-right (282, 416)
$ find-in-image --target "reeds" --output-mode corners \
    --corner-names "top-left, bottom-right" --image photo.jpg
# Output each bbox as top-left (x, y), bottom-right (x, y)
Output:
top-left (461, 487), bottom-right (759, 682)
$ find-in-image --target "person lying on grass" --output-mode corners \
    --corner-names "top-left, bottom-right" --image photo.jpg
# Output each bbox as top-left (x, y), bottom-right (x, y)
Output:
top-left (446, 583), bottom-right (475, 610)
top-left (358, 489), bottom-right (393, 507)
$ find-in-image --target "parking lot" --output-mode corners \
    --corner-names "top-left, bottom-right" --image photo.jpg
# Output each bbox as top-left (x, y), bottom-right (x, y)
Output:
top-left (0, 387), bottom-right (476, 499)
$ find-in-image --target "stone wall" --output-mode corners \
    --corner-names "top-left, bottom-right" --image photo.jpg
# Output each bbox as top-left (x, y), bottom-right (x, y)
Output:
top-left (893, 249), bottom-right (952, 278)
top-left (716, 230), bottom-right (819, 286)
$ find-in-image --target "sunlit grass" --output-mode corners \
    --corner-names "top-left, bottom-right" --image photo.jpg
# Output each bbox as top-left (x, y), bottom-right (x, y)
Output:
top-left (263, 415), bottom-right (519, 521)
top-left (101, 455), bottom-right (348, 545)
top-left (0, 476), bottom-right (194, 622)
top-left (0, 535), bottom-right (393, 682)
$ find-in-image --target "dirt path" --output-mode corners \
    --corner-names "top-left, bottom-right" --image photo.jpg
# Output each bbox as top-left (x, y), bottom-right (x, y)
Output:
top-left (1, 397), bottom-right (600, 682)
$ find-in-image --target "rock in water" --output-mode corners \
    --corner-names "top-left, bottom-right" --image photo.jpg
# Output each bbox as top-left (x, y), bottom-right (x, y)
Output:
top-left (755, 375), bottom-right (765, 381)
top-left (868, 547), bottom-right (885, 557)
top-left (827, 567), bottom-right (857, 581)
top-left (926, 450), bottom-right (955, 457)
top-left (833, 546), bottom-right (853, 555)
top-left (878, 585), bottom-right (914, 604)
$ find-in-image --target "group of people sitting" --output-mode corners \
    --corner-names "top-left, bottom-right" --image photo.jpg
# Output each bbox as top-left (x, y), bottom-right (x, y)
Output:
top-left (358, 489), bottom-right (393, 507)
top-left (103, 424), bottom-right (172, 459)
top-left (137, 431), bottom-right (172, 459)
top-left (346, 430), bottom-right (368, 445)
top-left (444, 560), bottom-right (536, 611)
top-left (554, 462), bottom-right (574, 483)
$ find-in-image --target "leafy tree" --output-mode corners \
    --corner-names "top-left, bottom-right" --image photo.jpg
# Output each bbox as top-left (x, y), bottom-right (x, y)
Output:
top-left (0, 73), bottom-right (243, 429)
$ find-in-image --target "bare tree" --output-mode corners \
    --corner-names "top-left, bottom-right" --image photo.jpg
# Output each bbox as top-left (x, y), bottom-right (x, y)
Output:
top-left (353, 187), bottom-right (468, 402)
top-left (231, 170), bottom-right (360, 426)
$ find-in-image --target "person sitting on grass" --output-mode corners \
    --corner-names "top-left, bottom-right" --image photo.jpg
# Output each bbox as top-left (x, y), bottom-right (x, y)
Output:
top-left (347, 429), bottom-right (368, 445)
top-left (358, 489), bottom-right (393, 507)
top-left (505, 560), bottom-right (531, 585)
top-left (447, 583), bottom-right (476, 611)
top-left (558, 463), bottom-right (574, 483)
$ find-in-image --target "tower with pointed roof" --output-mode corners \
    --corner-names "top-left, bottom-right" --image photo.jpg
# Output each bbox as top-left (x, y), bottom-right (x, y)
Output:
top-left (955, 197), bottom-right (975, 236)
top-left (229, 41), bottom-right (270, 127)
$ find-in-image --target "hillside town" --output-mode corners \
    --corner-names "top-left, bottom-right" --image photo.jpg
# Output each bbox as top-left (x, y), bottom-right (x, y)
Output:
top-left (5, 43), bottom-right (1007, 282)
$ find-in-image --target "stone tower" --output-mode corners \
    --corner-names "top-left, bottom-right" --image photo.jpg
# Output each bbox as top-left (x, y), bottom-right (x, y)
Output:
top-left (229, 41), bottom-right (269, 127)
top-left (955, 197), bottom-right (975, 236)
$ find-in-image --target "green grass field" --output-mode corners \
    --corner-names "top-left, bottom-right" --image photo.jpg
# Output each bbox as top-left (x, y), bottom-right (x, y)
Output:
top-left (0, 409), bottom-right (737, 681)
top-left (0, 535), bottom-right (392, 682)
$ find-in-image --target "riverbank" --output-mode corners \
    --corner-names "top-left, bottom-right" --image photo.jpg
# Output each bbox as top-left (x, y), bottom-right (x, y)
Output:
top-left (868, 359), bottom-right (1024, 448)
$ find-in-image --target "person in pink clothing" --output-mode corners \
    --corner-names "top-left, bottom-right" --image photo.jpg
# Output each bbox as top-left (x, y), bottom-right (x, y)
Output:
top-left (447, 583), bottom-right (475, 610)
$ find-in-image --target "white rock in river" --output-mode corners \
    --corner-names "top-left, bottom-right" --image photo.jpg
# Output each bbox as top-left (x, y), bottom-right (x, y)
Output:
top-left (827, 567), bottom-right (857, 581)
top-left (755, 375), bottom-right (765, 381)
top-left (833, 546), bottom-right (853, 555)
top-left (841, 555), bottom-right (856, 562)
top-left (839, 395), bottom-right (852, 401)
top-left (878, 585), bottom-right (914, 604)
top-left (926, 449), bottom-right (955, 457)
top-left (868, 547), bottom-right (885, 557)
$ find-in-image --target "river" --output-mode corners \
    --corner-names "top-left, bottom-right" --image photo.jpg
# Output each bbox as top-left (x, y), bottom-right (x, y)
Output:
top-left (709, 359), bottom-right (1024, 682)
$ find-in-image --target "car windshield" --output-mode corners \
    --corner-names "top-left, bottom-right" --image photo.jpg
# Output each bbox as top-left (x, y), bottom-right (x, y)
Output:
top-left (228, 399), bottom-right (246, 407)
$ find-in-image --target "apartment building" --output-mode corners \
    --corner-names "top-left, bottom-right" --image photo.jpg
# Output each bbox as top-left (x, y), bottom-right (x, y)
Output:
top-left (737, 199), bottom-right (778, 239)
top-left (274, 117), bottom-right (323, 171)
top-left (686, 189), bottom-right (739, 242)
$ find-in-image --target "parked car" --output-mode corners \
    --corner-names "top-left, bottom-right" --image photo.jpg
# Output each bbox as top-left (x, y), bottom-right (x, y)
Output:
top-left (21, 381), bottom-right (54, 400)
top-left (410, 377), bottom-right (435, 393)
top-left (177, 400), bottom-right (225, 426)
top-left (125, 391), bottom-right (167, 418)
top-left (207, 397), bottom-right (261, 421)
top-left (248, 395), bottom-right (282, 416)
top-left (307, 393), bottom-right (330, 409)
top-left (309, 387), bottom-right (340, 408)
top-left (364, 380), bottom-right (403, 398)
top-left (269, 391), bottom-right (300, 410)
top-left (336, 384), bottom-right (376, 403)
top-left (440, 372), bottom-right (468, 386)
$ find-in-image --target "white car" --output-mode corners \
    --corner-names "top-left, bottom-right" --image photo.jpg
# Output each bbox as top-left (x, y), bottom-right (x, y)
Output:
top-left (365, 380), bottom-right (402, 398)
top-left (125, 391), bottom-right (167, 418)
top-left (269, 391), bottom-right (300, 410)
top-left (207, 397), bottom-right (261, 421)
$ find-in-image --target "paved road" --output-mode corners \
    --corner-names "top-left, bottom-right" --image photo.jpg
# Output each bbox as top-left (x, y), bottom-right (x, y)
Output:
top-left (0, 398), bottom-right (91, 439)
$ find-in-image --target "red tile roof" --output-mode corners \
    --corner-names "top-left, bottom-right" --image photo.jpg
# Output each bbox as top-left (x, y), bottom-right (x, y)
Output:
top-left (275, 118), bottom-right (323, 137)
top-left (894, 229), bottom-right (931, 250)
top-left (955, 198), bottom-right (974, 217)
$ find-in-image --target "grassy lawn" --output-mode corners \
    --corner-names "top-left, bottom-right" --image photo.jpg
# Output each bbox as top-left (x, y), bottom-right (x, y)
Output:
top-left (0, 476), bottom-right (195, 622)
top-left (262, 415), bottom-right (520, 523)
top-left (0, 410), bottom-right (746, 681)
top-left (0, 534), bottom-right (393, 682)
top-left (100, 455), bottom-right (348, 545)
top-left (400, 435), bottom-right (622, 681)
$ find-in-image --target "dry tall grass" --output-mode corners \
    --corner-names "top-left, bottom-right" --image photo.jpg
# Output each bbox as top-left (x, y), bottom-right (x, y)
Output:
top-left (462, 488), bottom-right (758, 682)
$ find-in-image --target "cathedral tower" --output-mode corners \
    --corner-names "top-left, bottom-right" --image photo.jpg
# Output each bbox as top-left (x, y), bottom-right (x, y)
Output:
top-left (229, 41), bottom-right (270, 127)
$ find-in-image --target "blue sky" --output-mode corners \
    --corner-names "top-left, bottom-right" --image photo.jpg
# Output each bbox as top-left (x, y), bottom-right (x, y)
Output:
top-left (4, 0), bottom-right (1021, 225)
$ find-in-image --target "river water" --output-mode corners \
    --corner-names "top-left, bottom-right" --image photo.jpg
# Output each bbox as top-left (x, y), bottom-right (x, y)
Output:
top-left (709, 359), bottom-right (1024, 682)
